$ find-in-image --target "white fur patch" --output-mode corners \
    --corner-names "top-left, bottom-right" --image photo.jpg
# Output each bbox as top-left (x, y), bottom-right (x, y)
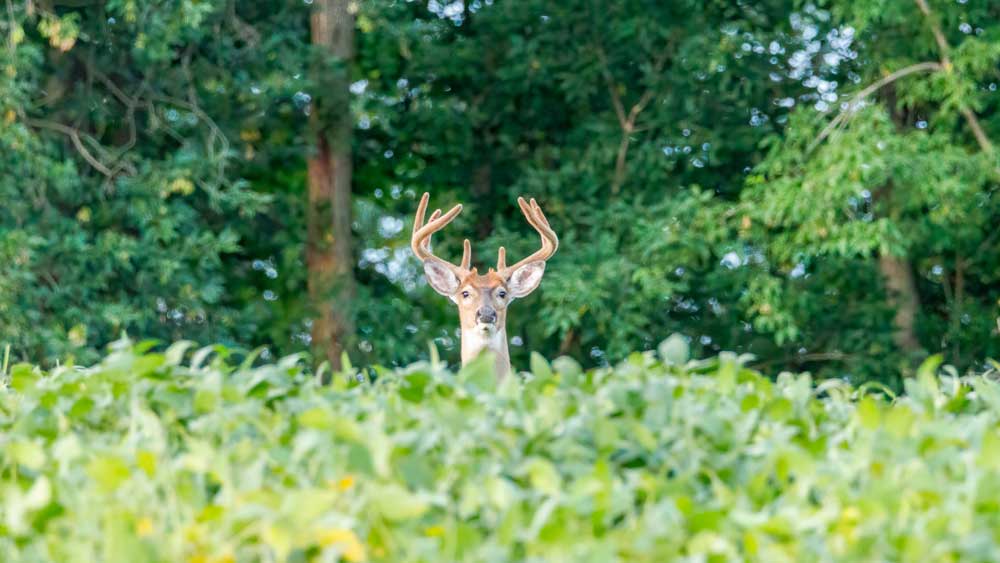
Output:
top-left (463, 325), bottom-right (505, 355)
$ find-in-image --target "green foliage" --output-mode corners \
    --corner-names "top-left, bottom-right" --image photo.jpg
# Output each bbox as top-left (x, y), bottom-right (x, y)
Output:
top-left (2, 0), bottom-right (1000, 387)
top-left (741, 0), bottom-right (1000, 382)
top-left (0, 2), bottom-right (306, 362)
top-left (3, 340), bottom-right (1000, 561)
top-left (348, 0), bottom-right (1000, 381)
top-left (352, 0), bottom-right (812, 366)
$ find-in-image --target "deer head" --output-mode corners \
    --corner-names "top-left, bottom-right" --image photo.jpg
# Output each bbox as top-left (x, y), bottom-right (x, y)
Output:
top-left (411, 192), bottom-right (558, 378)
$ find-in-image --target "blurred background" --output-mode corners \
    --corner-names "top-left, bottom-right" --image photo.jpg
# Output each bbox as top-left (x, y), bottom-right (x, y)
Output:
top-left (1, 0), bottom-right (998, 388)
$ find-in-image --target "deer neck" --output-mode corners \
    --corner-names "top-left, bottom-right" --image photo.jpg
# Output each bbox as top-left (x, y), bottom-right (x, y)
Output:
top-left (461, 325), bottom-right (511, 378)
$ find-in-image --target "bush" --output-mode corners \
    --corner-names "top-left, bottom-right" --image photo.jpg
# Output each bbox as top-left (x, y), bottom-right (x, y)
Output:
top-left (2, 340), bottom-right (1000, 562)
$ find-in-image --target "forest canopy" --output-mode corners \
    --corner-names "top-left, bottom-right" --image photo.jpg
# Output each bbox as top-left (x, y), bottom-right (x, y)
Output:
top-left (1, 0), bottom-right (999, 388)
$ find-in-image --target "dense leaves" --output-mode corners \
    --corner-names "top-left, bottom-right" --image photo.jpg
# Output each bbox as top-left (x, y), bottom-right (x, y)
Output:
top-left (3, 342), bottom-right (1000, 561)
top-left (0, 2), bottom-right (307, 362)
top-left (1, 1), bottom-right (999, 386)
top-left (741, 0), bottom-right (1000, 383)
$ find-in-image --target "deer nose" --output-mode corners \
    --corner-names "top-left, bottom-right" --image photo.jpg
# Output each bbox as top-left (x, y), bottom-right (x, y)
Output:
top-left (476, 307), bottom-right (497, 325)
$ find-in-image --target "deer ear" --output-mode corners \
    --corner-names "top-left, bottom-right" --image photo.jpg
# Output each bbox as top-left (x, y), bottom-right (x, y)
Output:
top-left (423, 260), bottom-right (461, 297)
top-left (507, 260), bottom-right (546, 298)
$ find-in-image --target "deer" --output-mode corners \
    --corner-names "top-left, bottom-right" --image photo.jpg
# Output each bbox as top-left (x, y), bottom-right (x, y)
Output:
top-left (411, 192), bottom-right (558, 378)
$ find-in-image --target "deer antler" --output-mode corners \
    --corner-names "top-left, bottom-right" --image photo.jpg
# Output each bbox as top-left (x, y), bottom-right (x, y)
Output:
top-left (411, 192), bottom-right (471, 275)
top-left (497, 197), bottom-right (559, 275)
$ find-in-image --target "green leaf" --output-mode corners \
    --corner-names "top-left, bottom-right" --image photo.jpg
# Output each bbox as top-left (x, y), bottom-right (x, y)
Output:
top-left (86, 455), bottom-right (130, 492)
top-left (766, 398), bottom-right (793, 421)
top-left (9, 440), bottom-right (46, 470)
top-left (658, 334), bottom-right (690, 365)
top-left (298, 407), bottom-right (335, 430)
top-left (523, 458), bottom-right (562, 496)
top-left (399, 370), bottom-right (431, 403)
top-left (530, 352), bottom-right (553, 381)
top-left (372, 484), bottom-right (429, 521)
top-left (552, 355), bottom-right (582, 387)
top-left (630, 421), bottom-right (658, 451)
top-left (193, 389), bottom-right (218, 414)
top-left (189, 345), bottom-right (218, 369)
top-left (457, 351), bottom-right (496, 390)
top-left (856, 396), bottom-right (881, 430)
top-left (980, 430), bottom-right (1000, 470)
top-left (885, 405), bottom-right (916, 438)
top-left (136, 450), bottom-right (157, 477)
top-left (9, 363), bottom-right (40, 392)
top-left (917, 354), bottom-right (943, 379)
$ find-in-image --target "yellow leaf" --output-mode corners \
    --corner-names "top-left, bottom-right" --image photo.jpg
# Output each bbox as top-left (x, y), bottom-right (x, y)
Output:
top-left (68, 324), bottom-right (87, 347)
top-left (358, 14), bottom-right (375, 33)
top-left (240, 129), bottom-right (261, 142)
top-left (337, 475), bottom-right (355, 491)
top-left (317, 528), bottom-right (355, 547)
top-left (136, 517), bottom-right (154, 537)
top-left (168, 178), bottom-right (195, 196)
top-left (136, 450), bottom-right (157, 477)
top-left (317, 528), bottom-right (367, 562)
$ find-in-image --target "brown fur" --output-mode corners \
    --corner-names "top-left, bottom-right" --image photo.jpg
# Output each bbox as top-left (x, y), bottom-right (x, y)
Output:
top-left (411, 193), bottom-right (558, 379)
top-left (454, 269), bottom-right (512, 376)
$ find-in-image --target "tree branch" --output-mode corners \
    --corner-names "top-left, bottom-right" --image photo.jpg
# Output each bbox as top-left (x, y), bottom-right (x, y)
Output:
top-left (598, 45), bottom-right (670, 194)
top-left (959, 106), bottom-right (994, 155)
top-left (596, 47), bottom-right (627, 130)
top-left (807, 61), bottom-right (943, 154)
top-left (913, 0), bottom-right (952, 65)
top-left (25, 118), bottom-right (117, 177)
top-left (914, 0), bottom-right (995, 155)
top-left (84, 58), bottom-right (231, 184)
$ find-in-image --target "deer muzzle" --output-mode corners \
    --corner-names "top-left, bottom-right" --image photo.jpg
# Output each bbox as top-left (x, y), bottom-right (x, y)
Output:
top-left (476, 307), bottom-right (497, 325)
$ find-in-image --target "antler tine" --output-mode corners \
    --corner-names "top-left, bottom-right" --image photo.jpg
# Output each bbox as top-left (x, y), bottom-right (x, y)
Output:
top-left (529, 198), bottom-right (554, 231)
top-left (499, 196), bottom-right (559, 276)
top-left (411, 192), bottom-right (469, 274)
top-left (461, 239), bottom-right (472, 270)
top-left (419, 209), bottom-right (442, 251)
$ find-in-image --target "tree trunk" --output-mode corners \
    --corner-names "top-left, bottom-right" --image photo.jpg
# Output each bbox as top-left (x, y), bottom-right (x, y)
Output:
top-left (878, 253), bottom-right (921, 353)
top-left (875, 86), bottom-right (922, 358)
top-left (307, 0), bottom-right (354, 370)
top-left (471, 161), bottom-right (492, 242)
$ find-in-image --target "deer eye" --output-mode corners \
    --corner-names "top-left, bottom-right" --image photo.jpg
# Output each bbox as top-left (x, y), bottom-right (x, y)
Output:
top-left (498, 290), bottom-right (507, 299)
top-left (461, 290), bottom-right (470, 298)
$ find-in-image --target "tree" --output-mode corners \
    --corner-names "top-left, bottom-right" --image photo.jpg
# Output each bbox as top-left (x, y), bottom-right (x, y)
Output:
top-left (352, 0), bottom-right (811, 367)
top-left (5, 0), bottom-right (999, 388)
top-left (307, 0), bottom-right (356, 370)
top-left (740, 0), bottom-right (1000, 384)
top-left (0, 1), bottom-right (298, 363)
